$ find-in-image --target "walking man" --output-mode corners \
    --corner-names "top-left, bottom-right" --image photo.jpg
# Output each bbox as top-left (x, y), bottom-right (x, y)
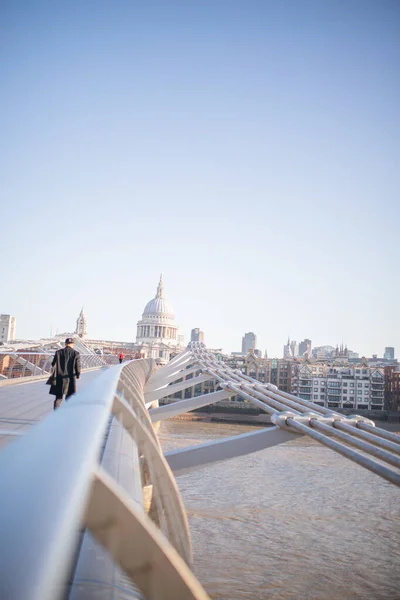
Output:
top-left (118, 352), bottom-right (124, 364)
top-left (47, 337), bottom-right (81, 410)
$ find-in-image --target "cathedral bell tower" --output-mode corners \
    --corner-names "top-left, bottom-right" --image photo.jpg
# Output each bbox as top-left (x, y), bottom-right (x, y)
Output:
top-left (75, 307), bottom-right (87, 338)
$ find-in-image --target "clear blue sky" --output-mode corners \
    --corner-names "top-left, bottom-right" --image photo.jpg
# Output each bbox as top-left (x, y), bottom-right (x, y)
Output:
top-left (1, 0), bottom-right (399, 357)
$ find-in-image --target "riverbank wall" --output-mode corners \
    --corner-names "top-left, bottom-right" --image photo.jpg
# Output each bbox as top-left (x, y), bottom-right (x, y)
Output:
top-left (163, 400), bottom-right (400, 427)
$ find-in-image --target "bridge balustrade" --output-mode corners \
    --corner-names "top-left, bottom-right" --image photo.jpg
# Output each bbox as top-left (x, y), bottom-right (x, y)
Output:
top-left (0, 351), bottom-right (119, 381)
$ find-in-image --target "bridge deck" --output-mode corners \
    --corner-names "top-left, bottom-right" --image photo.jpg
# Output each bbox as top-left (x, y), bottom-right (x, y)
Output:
top-left (0, 370), bottom-right (104, 448)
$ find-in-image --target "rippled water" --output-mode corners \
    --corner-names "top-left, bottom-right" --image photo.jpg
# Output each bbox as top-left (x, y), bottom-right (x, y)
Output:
top-left (159, 420), bottom-right (400, 600)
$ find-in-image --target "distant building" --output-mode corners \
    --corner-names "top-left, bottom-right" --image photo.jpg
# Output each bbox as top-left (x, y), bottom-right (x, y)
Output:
top-left (283, 337), bottom-right (299, 358)
top-left (191, 328), bottom-right (204, 343)
top-left (328, 344), bottom-right (358, 361)
top-left (384, 347), bottom-right (395, 360)
top-left (242, 332), bottom-right (256, 354)
top-left (178, 334), bottom-right (185, 347)
top-left (312, 344), bottom-right (358, 361)
top-left (291, 363), bottom-right (384, 410)
top-left (268, 358), bottom-right (295, 392)
top-left (298, 339), bottom-right (312, 357)
top-left (312, 345), bottom-right (336, 360)
top-left (333, 343), bottom-right (349, 360)
top-left (384, 366), bottom-right (400, 411)
top-left (75, 307), bottom-right (87, 338)
top-left (221, 354), bottom-right (295, 393)
top-left (0, 314), bottom-right (16, 343)
top-left (364, 355), bottom-right (399, 368)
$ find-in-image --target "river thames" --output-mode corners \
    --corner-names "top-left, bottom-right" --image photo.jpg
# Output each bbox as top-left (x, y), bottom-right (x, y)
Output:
top-left (159, 420), bottom-right (399, 600)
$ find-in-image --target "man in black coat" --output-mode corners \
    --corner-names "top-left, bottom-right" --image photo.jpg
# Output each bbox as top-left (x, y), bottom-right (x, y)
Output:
top-left (48, 338), bottom-right (81, 409)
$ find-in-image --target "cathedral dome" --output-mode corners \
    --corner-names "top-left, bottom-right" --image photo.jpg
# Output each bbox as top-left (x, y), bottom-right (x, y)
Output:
top-left (143, 297), bottom-right (174, 318)
top-left (136, 275), bottom-right (179, 346)
top-left (135, 275), bottom-right (183, 362)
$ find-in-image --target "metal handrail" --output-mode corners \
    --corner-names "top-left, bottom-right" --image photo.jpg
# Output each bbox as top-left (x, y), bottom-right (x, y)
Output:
top-left (0, 351), bottom-right (119, 380)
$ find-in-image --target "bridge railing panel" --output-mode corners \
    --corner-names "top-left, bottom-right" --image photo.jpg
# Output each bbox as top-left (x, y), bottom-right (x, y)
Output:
top-left (0, 351), bottom-right (119, 381)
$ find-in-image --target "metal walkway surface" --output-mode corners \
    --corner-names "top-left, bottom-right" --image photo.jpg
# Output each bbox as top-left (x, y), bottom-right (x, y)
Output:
top-left (0, 370), bottom-right (104, 448)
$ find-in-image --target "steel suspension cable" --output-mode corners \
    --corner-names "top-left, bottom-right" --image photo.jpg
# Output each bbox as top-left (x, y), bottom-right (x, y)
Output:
top-left (187, 344), bottom-right (400, 486)
top-left (212, 363), bottom-right (400, 470)
top-left (358, 422), bottom-right (400, 444)
top-left (193, 347), bottom-right (400, 453)
top-left (286, 418), bottom-right (400, 487)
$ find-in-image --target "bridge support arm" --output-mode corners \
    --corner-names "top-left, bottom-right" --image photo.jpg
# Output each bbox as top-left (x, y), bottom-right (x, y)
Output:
top-left (165, 426), bottom-right (300, 475)
top-left (148, 353), bottom-right (192, 383)
top-left (146, 366), bottom-right (200, 393)
top-left (145, 374), bottom-right (211, 403)
top-left (85, 467), bottom-right (209, 600)
top-left (150, 389), bottom-right (233, 422)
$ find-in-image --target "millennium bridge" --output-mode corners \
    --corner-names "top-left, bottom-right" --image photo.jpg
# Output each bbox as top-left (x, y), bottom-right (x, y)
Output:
top-left (0, 341), bottom-right (399, 600)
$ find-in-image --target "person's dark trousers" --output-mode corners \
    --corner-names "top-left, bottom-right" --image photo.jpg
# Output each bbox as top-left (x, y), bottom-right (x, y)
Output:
top-left (119, 358), bottom-right (123, 363)
top-left (53, 397), bottom-right (63, 410)
top-left (53, 390), bottom-right (74, 410)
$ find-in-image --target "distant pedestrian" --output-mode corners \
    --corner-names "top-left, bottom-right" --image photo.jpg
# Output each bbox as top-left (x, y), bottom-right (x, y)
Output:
top-left (118, 352), bottom-right (124, 364)
top-left (47, 337), bottom-right (81, 410)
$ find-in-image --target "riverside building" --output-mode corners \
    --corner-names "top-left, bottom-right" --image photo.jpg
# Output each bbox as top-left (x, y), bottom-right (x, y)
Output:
top-left (291, 363), bottom-right (385, 411)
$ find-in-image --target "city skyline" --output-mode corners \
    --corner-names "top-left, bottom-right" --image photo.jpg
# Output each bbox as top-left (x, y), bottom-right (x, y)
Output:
top-left (1, 2), bottom-right (399, 358)
top-left (1, 300), bottom-right (396, 360)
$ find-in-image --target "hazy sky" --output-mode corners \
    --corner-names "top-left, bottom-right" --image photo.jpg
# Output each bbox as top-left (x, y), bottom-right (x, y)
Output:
top-left (1, 0), bottom-right (399, 357)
